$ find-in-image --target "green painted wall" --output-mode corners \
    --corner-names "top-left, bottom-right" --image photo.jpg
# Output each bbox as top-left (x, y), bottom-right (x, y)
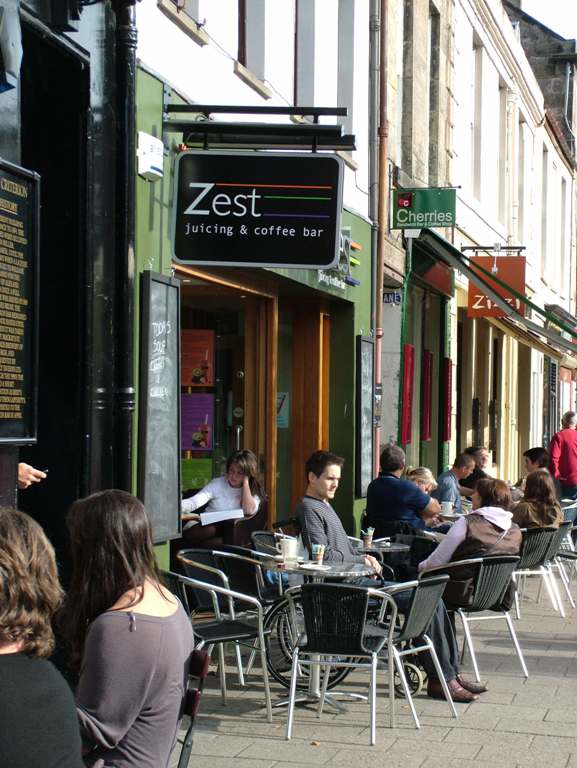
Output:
top-left (135, 66), bottom-right (375, 542)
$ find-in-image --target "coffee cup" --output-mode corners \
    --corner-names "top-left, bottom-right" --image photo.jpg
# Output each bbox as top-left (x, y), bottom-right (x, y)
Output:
top-left (311, 543), bottom-right (325, 564)
top-left (276, 537), bottom-right (298, 562)
top-left (440, 501), bottom-right (453, 515)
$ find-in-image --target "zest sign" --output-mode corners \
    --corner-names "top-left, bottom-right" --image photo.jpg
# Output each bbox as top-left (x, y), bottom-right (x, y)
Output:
top-left (467, 256), bottom-right (526, 318)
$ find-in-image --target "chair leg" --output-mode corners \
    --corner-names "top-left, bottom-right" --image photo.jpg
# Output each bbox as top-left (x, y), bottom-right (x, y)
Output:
top-left (423, 634), bottom-right (457, 719)
top-left (177, 723), bottom-right (194, 768)
top-left (392, 646), bottom-right (420, 729)
top-left (503, 611), bottom-right (529, 678)
top-left (458, 611), bottom-right (481, 683)
top-left (388, 642), bottom-right (395, 729)
top-left (234, 643), bottom-right (245, 686)
top-left (318, 663), bottom-right (330, 719)
top-left (286, 648), bottom-right (300, 740)
top-left (547, 566), bottom-right (566, 618)
top-left (370, 654), bottom-right (378, 746)
top-left (245, 640), bottom-right (258, 676)
top-left (217, 644), bottom-right (227, 705)
top-left (555, 559), bottom-right (575, 608)
top-left (258, 630), bottom-right (273, 723)
top-left (540, 566), bottom-right (560, 613)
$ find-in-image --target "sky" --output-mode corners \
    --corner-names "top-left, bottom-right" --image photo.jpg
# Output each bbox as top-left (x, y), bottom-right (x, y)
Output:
top-left (520, 0), bottom-right (577, 41)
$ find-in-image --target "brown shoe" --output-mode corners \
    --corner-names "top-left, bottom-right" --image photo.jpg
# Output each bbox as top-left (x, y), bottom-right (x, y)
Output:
top-left (427, 677), bottom-right (478, 703)
top-left (456, 674), bottom-right (488, 694)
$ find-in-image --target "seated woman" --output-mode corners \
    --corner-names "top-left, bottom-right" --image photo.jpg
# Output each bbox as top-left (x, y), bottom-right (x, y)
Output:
top-left (181, 449), bottom-right (264, 547)
top-left (0, 508), bottom-right (83, 768)
top-left (63, 490), bottom-right (194, 768)
top-left (419, 478), bottom-right (522, 572)
top-left (406, 466), bottom-right (437, 494)
top-left (513, 469), bottom-right (563, 529)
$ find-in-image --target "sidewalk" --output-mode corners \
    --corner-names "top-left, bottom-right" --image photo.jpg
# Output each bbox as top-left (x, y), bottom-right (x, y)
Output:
top-left (171, 581), bottom-right (577, 768)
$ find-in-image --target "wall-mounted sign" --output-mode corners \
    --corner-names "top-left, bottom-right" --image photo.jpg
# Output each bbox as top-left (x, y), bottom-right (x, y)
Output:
top-left (467, 256), bottom-right (526, 318)
top-left (391, 188), bottom-right (456, 229)
top-left (173, 150), bottom-right (343, 269)
top-left (383, 291), bottom-right (402, 305)
top-left (0, 158), bottom-right (39, 444)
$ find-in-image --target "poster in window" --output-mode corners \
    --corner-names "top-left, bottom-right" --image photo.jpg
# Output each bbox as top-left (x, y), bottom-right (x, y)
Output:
top-left (181, 329), bottom-right (215, 386)
top-left (181, 393), bottom-right (214, 450)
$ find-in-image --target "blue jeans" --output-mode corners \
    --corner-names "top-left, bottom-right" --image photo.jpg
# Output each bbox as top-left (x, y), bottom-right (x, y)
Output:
top-left (560, 484), bottom-right (577, 502)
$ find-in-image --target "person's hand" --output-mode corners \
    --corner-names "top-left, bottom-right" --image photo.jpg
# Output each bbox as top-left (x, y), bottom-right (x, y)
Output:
top-left (363, 554), bottom-right (382, 576)
top-left (17, 463), bottom-right (46, 489)
top-left (181, 512), bottom-right (200, 522)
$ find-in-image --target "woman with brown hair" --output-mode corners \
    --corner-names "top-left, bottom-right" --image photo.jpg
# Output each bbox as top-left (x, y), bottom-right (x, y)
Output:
top-left (181, 448), bottom-right (265, 547)
top-left (419, 478), bottom-right (522, 572)
top-left (63, 489), bottom-right (194, 768)
top-left (513, 469), bottom-right (564, 529)
top-left (0, 508), bottom-right (83, 768)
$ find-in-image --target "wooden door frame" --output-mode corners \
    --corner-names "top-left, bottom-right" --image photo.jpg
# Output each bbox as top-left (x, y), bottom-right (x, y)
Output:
top-left (174, 264), bottom-right (278, 523)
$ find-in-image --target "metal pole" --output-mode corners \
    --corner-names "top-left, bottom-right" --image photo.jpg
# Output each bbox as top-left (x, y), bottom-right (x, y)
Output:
top-left (112, 0), bottom-right (137, 491)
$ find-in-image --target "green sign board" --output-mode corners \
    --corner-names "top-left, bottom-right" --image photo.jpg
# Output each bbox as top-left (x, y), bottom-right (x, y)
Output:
top-left (391, 188), bottom-right (456, 229)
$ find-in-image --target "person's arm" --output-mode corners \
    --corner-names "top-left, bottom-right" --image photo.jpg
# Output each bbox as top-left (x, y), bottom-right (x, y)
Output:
top-left (17, 463), bottom-right (47, 489)
top-left (459, 485), bottom-right (474, 497)
top-left (181, 484), bottom-right (213, 514)
top-left (76, 616), bottom-right (161, 752)
top-left (418, 516), bottom-right (468, 571)
top-left (549, 435), bottom-right (561, 480)
top-left (240, 475), bottom-right (258, 516)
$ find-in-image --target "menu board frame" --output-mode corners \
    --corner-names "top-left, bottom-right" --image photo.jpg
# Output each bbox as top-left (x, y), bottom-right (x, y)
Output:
top-left (355, 335), bottom-right (374, 498)
top-left (138, 271), bottom-right (182, 543)
top-left (0, 157), bottom-right (40, 445)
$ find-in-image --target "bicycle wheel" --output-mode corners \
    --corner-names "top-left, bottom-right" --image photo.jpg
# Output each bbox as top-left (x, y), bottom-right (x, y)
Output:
top-left (263, 596), bottom-right (351, 690)
top-left (394, 662), bottom-right (424, 697)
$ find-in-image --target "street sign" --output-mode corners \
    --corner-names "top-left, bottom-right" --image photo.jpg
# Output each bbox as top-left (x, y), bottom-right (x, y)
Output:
top-left (467, 256), bottom-right (526, 318)
top-left (172, 150), bottom-right (343, 269)
top-left (391, 187), bottom-right (456, 229)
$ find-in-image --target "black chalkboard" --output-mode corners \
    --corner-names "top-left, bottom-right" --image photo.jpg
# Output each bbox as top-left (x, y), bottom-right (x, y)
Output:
top-left (138, 271), bottom-right (181, 542)
top-left (356, 335), bottom-right (374, 497)
top-left (0, 158), bottom-right (40, 444)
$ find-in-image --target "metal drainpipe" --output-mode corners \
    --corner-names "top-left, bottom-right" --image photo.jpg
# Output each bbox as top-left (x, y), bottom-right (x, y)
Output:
top-left (369, 1), bottom-right (379, 473)
top-left (112, 0), bottom-right (137, 491)
top-left (374, 0), bottom-right (389, 470)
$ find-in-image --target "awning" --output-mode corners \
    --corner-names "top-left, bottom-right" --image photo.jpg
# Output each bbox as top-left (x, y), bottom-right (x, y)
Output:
top-left (487, 317), bottom-right (563, 362)
top-left (418, 229), bottom-right (577, 357)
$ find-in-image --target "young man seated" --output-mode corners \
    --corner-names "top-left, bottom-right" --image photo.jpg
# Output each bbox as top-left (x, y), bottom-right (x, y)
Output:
top-left (295, 450), bottom-right (487, 702)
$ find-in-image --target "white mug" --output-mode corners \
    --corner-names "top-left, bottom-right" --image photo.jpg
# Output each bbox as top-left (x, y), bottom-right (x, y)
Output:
top-left (440, 501), bottom-right (453, 514)
top-left (276, 537), bottom-right (298, 562)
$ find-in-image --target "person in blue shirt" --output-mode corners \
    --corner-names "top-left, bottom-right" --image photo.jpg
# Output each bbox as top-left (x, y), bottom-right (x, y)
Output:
top-left (366, 444), bottom-right (441, 537)
top-left (432, 453), bottom-right (476, 513)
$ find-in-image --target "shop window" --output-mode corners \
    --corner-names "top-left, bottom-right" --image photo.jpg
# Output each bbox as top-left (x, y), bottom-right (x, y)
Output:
top-left (471, 39), bottom-right (483, 200)
top-left (235, 0), bottom-right (272, 98)
top-left (337, 0), bottom-right (355, 136)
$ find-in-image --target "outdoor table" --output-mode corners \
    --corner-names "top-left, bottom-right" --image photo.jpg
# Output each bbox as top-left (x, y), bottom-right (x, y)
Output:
top-left (353, 541), bottom-right (411, 578)
top-left (261, 558), bottom-right (376, 710)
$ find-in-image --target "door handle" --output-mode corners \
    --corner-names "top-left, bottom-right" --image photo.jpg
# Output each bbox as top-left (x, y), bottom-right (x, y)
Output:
top-left (236, 424), bottom-right (243, 449)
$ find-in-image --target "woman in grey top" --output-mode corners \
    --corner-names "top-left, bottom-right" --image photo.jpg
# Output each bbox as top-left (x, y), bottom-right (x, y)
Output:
top-left (62, 490), bottom-right (194, 768)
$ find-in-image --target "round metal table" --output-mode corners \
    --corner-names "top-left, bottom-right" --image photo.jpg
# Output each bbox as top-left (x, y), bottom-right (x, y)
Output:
top-left (261, 558), bottom-right (377, 710)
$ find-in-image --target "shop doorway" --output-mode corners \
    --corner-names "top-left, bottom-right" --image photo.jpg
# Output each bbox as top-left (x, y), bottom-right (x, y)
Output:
top-left (17, 25), bottom-right (89, 573)
top-left (178, 272), bottom-right (277, 521)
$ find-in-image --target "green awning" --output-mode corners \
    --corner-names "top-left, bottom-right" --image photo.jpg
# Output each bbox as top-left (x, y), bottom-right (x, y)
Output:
top-left (418, 229), bottom-right (577, 356)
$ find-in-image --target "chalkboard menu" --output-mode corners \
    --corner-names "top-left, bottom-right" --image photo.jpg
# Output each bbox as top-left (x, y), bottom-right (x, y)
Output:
top-left (138, 272), bottom-right (181, 542)
top-left (356, 335), bottom-right (374, 497)
top-left (0, 158), bottom-right (39, 445)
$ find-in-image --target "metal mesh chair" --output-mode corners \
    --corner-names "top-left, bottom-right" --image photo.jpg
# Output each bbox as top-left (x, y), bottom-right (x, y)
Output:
top-left (165, 570), bottom-right (273, 722)
top-left (423, 556), bottom-right (526, 682)
top-left (512, 527), bottom-right (558, 618)
top-left (251, 530), bottom-right (279, 555)
top-left (383, 575), bottom-right (457, 729)
top-left (284, 583), bottom-right (390, 745)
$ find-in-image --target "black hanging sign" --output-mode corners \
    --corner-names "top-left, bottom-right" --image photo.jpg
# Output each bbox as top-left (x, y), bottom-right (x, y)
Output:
top-left (0, 158), bottom-right (39, 445)
top-left (172, 150), bottom-right (343, 269)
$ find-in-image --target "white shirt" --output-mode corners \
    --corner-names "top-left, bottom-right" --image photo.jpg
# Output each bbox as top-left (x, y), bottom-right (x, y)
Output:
top-left (418, 505), bottom-right (513, 572)
top-left (181, 476), bottom-right (260, 514)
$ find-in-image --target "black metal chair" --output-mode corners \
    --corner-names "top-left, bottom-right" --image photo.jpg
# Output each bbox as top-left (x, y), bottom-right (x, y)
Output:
top-left (165, 569), bottom-right (273, 722)
top-left (422, 556), bottom-right (527, 682)
top-left (512, 526), bottom-right (558, 618)
top-left (251, 530), bottom-right (279, 556)
top-left (284, 583), bottom-right (390, 745)
top-left (175, 649), bottom-right (210, 768)
top-left (382, 575), bottom-right (456, 729)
